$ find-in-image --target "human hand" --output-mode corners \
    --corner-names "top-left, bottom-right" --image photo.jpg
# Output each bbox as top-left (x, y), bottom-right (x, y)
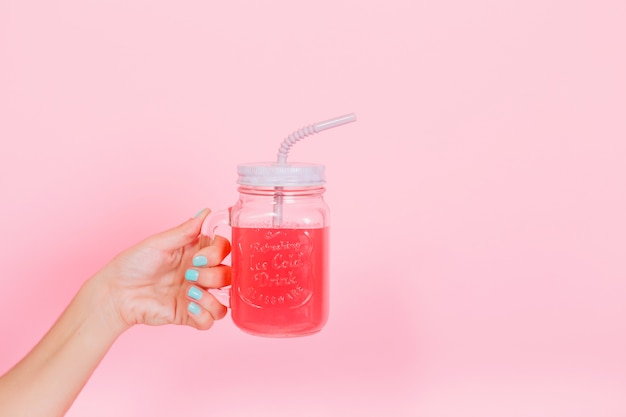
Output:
top-left (93, 209), bottom-right (231, 332)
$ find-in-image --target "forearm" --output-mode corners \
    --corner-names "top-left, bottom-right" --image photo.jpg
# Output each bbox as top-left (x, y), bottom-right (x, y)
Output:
top-left (0, 274), bottom-right (128, 417)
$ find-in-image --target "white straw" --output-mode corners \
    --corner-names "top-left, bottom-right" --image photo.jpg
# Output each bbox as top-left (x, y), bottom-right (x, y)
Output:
top-left (273, 113), bottom-right (357, 227)
top-left (277, 113), bottom-right (357, 164)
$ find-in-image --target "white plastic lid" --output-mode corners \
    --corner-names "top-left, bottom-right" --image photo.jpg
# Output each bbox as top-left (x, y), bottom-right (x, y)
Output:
top-left (237, 162), bottom-right (325, 187)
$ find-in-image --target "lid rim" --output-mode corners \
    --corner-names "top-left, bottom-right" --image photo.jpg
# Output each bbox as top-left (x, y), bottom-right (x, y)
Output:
top-left (236, 162), bottom-right (325, 187)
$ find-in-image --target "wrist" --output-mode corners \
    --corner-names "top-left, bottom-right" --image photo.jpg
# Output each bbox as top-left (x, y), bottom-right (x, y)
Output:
top-left (82, 272), bottom-right (131, 338)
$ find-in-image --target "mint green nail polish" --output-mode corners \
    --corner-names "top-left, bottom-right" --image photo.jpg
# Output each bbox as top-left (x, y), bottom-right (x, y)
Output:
top-left (188, 286), bottom-right (202, 301)
top-left (185, 269), bottom-right (199, 282)
top-left (194, 209), bottom-right (204, 218)
top-left (193, 255), bottom-right (208, 267)
top-left (188, 301), bottom-right (201, 316)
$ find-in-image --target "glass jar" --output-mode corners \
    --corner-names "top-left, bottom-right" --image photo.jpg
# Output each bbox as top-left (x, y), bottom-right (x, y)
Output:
top-left (203, 163), bottom-right (330, 337)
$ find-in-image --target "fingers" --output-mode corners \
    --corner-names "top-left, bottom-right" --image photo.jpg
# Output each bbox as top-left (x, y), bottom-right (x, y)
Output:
top-left (185, 264), bottom-right (231, 288)
top-left (150, 209), bottom-right (211, 251)
top-left (192, 235), bottom-right (231, 267)
top-left (184, 286), bottom-right (228, 330)
top-left (181, 232), bottom-right (232, 330)
top-left (184, 234), bottom-right (232, 288)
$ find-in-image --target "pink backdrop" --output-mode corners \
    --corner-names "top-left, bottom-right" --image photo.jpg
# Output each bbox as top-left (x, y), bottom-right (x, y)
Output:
top-left (1, 0), bottom-right (625, 415)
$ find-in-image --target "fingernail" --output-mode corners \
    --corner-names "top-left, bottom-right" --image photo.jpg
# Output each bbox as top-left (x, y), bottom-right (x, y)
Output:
top-left (194, 209), bottom-right (205, 218)
top-left (185, 269), bottom-right (199, 282)
top-left (188, 286), bottom-right (203, 301)
top-left (188, 301), bottom-right (201, 316)
top-left (193, 255), bottom-right (208, 267)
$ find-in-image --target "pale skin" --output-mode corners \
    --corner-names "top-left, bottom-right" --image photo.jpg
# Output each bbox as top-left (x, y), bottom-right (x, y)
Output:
top-left (0, 209), bottom-right (231, 417)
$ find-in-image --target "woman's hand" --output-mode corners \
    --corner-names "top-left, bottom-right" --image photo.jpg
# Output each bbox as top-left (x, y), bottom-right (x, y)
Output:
top-left (95, 209), bottom-right (232, 331)
top-left (0, 209), bottom-right (232, 417)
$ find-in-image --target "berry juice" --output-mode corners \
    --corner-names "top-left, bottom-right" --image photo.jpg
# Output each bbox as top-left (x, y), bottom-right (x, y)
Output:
top-left (231, 226), bottom-right (329, 337)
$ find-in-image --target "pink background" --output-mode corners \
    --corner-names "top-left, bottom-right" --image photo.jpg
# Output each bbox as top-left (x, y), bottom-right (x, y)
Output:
top-left (1, 0), bottom-right (625, 415)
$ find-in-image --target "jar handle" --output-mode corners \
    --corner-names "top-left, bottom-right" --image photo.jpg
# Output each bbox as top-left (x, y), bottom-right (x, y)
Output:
top-left (199, 208), bottom-right (232, 307)
top-left (199, 207), bottom-right (231, 247)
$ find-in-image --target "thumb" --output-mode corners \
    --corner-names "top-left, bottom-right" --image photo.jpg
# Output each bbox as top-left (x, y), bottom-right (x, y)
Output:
top-left (150, 208), bottom-right (211, 251)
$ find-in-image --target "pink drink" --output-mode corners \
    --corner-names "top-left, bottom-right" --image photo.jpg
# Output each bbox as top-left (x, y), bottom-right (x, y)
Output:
top-left (231, 226), bottom-right (329, 337)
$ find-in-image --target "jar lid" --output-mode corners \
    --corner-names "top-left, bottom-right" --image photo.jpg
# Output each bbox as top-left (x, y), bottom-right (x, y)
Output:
top-left (237, 162), bottom-right (325, 187)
